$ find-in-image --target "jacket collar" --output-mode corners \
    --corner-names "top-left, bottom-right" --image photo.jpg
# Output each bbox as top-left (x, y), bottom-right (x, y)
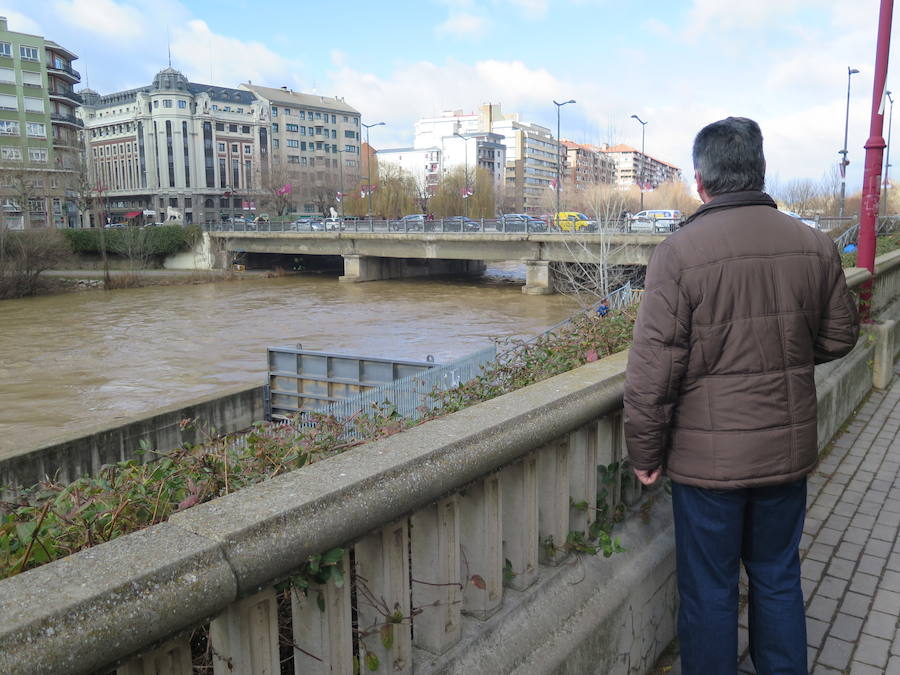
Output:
top-left (682, 190), bottom-right (777, 226)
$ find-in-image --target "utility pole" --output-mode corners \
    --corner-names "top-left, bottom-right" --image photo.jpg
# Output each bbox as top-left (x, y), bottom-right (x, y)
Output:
top-left (362, 121), bottom-right (385, 217)
top-left (553, 99), bottom-right (575, 227)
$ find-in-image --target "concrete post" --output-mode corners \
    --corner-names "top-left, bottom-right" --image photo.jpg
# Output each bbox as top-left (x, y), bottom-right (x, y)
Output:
top-left (209, 588), bottom-right (281, 675)
top-left (596, 413), bottom-right (624, 519)
top-left (410, 496), bottom-right (462, 655)
top-left (354, 520), bottom-right (412, 674)
top-left (568, 425), bottom-right (598, 535)
top-left (522, 260), bottom-right (554, 295)
top-left (459, 474), bottom-right (503, 619)
top-left (538, 439), bottom-right (570, 565)
top-left (117, 637), bottom-right (192, 675)
top-left (339, 254), bottom-right (385, 283)
top-left (500, 453), bottom-right (539, 591)
top-left (291, 550), bottom-right (353, 675)
top-left (868, 320), bottom-right (897, 389)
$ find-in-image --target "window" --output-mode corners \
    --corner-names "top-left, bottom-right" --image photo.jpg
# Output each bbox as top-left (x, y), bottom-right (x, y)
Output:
top-left (331, 114), bottom-right (336, 123)
top-left (0, 67), bottom-right (13, 83)
top-left (153, 100), bottom-right (159, 108)
top-left (288, 155), bottom-right (299, 163)
top-left (1, 146), bottom-right (22, 160)
top-left (316, 141), bottom-right (323, 150)
top-left (0, 121), bottom-right (19, 135)
top-left (237, 108), bottom-right (244, 114)
top-left (0, 42), bottom-right (10, 57)
top-left (242, 125), bottom-right (250, 134)
top-left (300, 141), bottom-right (306, 151)
top-left (218, 142), bottom-right (225, 152)
top-left (212, 104), bottom-right (218, 111)
top-left (0, 93), bottom-right (16, 110)
top-left (286, 139), bottom-right (299, 148)
top-left (344, 144), bottom-right (355, 153)
top-left (28, 198), bottom-right (45, 213)
top-left (272, 139), bottom-right (279, 148)
top-left (19, 46), bottom-right (39, 61)
top-left (343, 115), bottom-right (348, 123)
top-left (272, 123), bottom-right (278, 132)
top-left (331, 130), bottom-right (337, 139)
top-left (315, 112), bottom-right (321, 120)
top-left (215, 122), bottom-right (224, 131)
top-left (231, 143), bottom-right (238, 152)
top-left (244, 145), bottom-right (251, 154)
top-left (22, 96), bottom-right (44, 112)
top-left (298, 111), bottom-right (305, 120)
top-left (308, 126), bottom-right (314, 135)
top-left (284, 108), bottom-right (291, 116)
top-left (28, 148), bottom-right (47, 162)
top-left (223, 106), bottom-right (231, 112)
top-left (26, 122), bottom-right (46, 137)
top-left (229, 124), bottom-right (238, 132)
top-left (271, 106), bottom-right (278, 117)
top-left (163, 99), bottom-right (173, 108)
top-left (301, 157), bottom-right (307, 166)
top-left (344, 130), bottom-right (356, 138)
top-left (178, 100), bottom-right (187, 109)
top-left (299, 127), bottom-right (306, 136)
top-left (286, 123), bottom-right (298, 132)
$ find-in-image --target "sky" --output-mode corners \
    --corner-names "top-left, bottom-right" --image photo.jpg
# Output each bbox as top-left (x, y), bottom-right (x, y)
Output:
top-left (4, 0), bottom-right (900, 193)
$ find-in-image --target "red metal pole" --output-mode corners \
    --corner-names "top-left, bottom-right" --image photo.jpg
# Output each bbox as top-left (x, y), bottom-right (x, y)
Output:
top-left (858, 0), bottom-right (894, 322)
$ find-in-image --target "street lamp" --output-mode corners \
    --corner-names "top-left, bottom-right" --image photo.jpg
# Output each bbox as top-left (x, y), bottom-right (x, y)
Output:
top-left (631, 114), bottom-right (648, 211)
top-left (882, 90), bottom-right (894, 217)
top-left (553, 99), bottom-right (575, 227)
top-left (453, 131), bottom-right (469, 217)
top-left (839, 67), bottom-right (860, 220)
top-left (362, 121), bottom-right (385, 218)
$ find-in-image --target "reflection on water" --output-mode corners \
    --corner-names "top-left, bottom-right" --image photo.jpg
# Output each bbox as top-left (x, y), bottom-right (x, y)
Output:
top-left (0, 263), bottom-right (572, 453)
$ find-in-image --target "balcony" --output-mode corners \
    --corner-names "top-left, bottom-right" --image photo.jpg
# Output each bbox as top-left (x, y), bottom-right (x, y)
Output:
top-left (50, 112), bottom-right (84, 128)
top-left (46, 62), bottom-right (81, 83)
top-left (52, 136), bottom-right (80, 149)
top-left (48, 89), bottom-right (82, 106)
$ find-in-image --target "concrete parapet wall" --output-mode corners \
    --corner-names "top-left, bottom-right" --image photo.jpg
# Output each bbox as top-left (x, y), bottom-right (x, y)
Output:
top-left (0, 384), bottom-right (265, 497)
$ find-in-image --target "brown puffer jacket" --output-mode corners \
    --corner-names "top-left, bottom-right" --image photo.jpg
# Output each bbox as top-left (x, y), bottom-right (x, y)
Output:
top-left (623, 191), bottom-right (859, 489)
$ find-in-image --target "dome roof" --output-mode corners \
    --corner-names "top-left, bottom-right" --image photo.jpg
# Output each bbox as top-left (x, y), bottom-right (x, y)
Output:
top-left (152, 67), bottom-right (189, 92)
top-left (79, 87), bottom-right (100, 105)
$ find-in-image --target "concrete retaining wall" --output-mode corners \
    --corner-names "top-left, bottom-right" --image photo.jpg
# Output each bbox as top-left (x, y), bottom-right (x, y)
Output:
top-left (0, 383), bottom-right (265, 497)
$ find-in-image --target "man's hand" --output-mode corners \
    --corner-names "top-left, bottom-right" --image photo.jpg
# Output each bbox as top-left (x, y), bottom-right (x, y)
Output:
top-left (633, 466), bottom-right (662, 486)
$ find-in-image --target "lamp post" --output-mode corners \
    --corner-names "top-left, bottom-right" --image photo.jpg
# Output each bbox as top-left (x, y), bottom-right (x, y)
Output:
top-left (631, 114), bottom-right (648, 211)
top-left (338, 148), bottom-right (345, 220)
top-left (453, 131), bottom-right (469, 217)
top-left (362, 121), bottom-right (385, 218)
top-left (553, 99), bottom-right (575, 227)
top-left (882, 90), bottom-right (894, 216)
top-left (839, 67), bottom-right (860, 220)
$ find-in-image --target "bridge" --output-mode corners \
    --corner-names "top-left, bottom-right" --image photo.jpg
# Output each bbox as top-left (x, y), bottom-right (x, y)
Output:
top-left (205, 221), bottom-right (666, 294)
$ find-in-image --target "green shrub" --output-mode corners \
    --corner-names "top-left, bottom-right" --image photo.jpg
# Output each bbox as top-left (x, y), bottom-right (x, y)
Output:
top-left (62, 225), bottom-right (196, 257)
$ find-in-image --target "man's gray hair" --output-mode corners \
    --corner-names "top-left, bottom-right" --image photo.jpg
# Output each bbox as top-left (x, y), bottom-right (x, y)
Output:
top-left (692, 117), bottom-right (766, 195)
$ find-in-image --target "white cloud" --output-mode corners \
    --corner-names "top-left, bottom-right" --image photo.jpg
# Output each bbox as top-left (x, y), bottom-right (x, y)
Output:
top-left (171, 19), bottom-right (303, 89)
top-left (436, 12), bottom-right (486, 37)
top-left (684, 0), bottom-right (811, 40)
top-left (53, 0), bottom-right (143, 40)
top-left (504, 0), bottom-right (548, 20)
top-left (0, 9), bottom-right (42, 35)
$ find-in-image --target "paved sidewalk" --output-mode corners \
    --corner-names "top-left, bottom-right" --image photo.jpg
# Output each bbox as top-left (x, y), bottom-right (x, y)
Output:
top-left (656, 363), bottom-right (900, 674)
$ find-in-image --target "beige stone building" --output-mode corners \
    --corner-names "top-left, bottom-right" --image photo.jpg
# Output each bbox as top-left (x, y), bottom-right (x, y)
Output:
top-left (596, 143), bottom-right (681, 190)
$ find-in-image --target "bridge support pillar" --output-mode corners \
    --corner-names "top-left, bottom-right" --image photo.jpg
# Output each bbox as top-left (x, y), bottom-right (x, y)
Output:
top-left (339, 254), bottom-right (385, 282)
top-left (340, 255), bottom-right (486, 283)
top-left (523, 260), bottom-right (554, 295)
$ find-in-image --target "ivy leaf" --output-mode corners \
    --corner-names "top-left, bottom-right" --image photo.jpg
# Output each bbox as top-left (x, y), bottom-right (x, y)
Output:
top-left (365, 652), bottom-right (380, 671)
top-left (316, 591), bottom-right (325, 613)
top-left (331, 567), bottom-right (345, 589)
top-left (470, 574), bottom-right (487, 590)
top-left (322, 548), bottom-right (343, 565)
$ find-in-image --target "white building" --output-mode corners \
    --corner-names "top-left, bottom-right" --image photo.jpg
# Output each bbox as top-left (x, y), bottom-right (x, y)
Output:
top-left (79, 67), bottom-right (270, 225)
top-left (597, 143), bottom-right (682, 189)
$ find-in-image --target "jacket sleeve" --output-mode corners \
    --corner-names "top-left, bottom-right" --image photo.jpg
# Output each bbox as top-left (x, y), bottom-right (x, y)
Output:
top-left (623, 242), bottom-right (691, 471)
top-left (814, 244), bottom-right (860, 365)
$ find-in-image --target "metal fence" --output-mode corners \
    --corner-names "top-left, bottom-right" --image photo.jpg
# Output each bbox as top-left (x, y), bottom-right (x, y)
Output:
top-left (292, 346), bottom-right (498, 435)
top-left (833, 216), bottom-right (899, 251)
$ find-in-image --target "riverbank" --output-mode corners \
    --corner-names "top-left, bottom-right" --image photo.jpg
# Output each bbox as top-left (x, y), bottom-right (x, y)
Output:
top-left (31, 267), bottom-right (277, 295)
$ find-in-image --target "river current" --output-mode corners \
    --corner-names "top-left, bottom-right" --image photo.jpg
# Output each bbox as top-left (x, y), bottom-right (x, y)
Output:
top-left (0, 265), bottom-right (578, 455)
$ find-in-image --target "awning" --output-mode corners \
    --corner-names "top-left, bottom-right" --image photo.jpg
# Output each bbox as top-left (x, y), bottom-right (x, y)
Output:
top-left (124, 210), bottom-right (142, 218)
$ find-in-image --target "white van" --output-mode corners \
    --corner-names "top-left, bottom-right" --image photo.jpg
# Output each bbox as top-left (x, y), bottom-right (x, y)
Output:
top-left (629, 209), bottom-right (682, 233)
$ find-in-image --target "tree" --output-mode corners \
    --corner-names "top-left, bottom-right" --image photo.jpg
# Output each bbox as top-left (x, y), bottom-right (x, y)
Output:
top-left (0, 227), bottom-right (71, 298)
top-left (259, 163), bottom-right (299, 218)
top-left (372, 164), bottom-right (417, 218)
top-left (430, 167), bottom-right (495, 218)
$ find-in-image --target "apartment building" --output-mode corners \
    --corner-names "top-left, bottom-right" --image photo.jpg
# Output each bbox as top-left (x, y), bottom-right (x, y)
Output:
top-left (0, 16), bottom-right (81, 229)
top-left (597, 143), bottom-right (681, 189)
top-left (242, 84), bottom-right (361, 214)
top-left (562, 140), bottom-right (617, 188)
top-left (80, 67), bottom-right (270, 225)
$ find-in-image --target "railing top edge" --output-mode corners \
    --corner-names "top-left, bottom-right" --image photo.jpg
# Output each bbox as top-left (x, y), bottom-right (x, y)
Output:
top-left (844, 266), bottom-right (873, 289)
top-left (874, 247), bottom-right (900, 274)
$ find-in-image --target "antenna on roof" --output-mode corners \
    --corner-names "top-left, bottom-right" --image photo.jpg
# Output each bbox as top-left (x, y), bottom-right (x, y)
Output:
top-left (167, 27), bottom-right (172, 68)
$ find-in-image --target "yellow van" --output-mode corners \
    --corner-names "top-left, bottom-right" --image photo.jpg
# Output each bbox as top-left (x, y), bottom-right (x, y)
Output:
top-left (555, 212), bottom-right (594, 232)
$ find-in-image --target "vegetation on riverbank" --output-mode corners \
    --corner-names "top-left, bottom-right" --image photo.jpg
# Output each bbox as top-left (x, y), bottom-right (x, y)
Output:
top-left (0, 306), bottom-right (636, 579)
top-left (840, 232), bottom-right (900, 267)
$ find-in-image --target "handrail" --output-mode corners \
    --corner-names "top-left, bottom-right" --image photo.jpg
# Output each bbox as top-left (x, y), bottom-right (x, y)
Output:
top-left (0, 351), bottom-right (628, 674)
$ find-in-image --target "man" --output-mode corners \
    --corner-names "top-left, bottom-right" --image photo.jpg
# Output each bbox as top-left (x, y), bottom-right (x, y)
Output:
top-left (623, 117), bottom-right (859, 674)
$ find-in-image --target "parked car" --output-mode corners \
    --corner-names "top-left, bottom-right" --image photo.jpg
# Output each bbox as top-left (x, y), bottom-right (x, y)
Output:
top-left (499, 213), bottom-right (546, 232)
top-left (781, 210), bottom-right (820, 229)
top-left (628, 209), bottom-right (682, 233)
top-left (434, 216), bottom-right (481, 232)
top-left (554, 212), bottom-right (595, 232)
top-left (392, 214), bottom-right (426, 231)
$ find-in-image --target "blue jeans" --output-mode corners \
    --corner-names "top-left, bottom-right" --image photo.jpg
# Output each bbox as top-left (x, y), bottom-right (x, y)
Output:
top-left (671, 479), bottom-right (807, 675)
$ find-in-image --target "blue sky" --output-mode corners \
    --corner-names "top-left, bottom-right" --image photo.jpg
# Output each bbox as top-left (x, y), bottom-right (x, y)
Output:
top-left (4, 0), bottom-right (900, 192)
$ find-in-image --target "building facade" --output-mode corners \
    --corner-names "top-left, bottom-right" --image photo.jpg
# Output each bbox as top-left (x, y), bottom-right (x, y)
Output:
top-left (597, 143), bottom-right (681, 190)
top-left (562, 140), bottom-right (616, 188)
top-left (241, 84), bottom-right (361, 215)
top-left (0, 16), bottom-right (81, 229)
top-left (79, 67), bottom-right (271, 226)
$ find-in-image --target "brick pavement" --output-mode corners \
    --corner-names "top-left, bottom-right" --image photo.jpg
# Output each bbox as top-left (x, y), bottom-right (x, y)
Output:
top-left (656, 363), bottom-right (900, 674)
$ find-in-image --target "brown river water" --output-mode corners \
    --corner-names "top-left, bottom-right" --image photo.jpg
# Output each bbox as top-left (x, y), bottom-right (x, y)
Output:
top-left (0, 265), bottom-right (579, 455)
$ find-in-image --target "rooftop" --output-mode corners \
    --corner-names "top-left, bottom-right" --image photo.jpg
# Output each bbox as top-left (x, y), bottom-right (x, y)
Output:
top-left (242, 83), bottom-right (359, 114)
